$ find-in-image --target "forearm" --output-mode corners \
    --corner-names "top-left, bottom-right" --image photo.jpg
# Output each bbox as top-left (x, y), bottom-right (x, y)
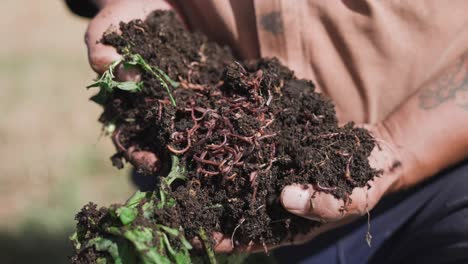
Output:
top-left (384, 51), bottom-right (468, 190)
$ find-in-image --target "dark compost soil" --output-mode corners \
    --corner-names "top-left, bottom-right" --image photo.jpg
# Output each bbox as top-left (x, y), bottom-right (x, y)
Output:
top-left (72, 10), bottom-right (379, 263)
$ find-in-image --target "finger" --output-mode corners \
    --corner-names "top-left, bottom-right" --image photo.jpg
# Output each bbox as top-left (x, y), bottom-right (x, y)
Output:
top-left (213, 233), bottom-right (235, 253)
top-left (212, 218), bottom-right (357, 253)
top-left (214, 237), bottom-right (282, 254)
top-left (211, 217), bottom-right (356, 253)
top-left (115, 63), bottom-right (142, 82)
top-left (126, 146), bottom-right (160, 174)
top-left (213, 232), bottom-right (284, 254)
top-left (281, 184), bottom-right (368, 222)
top-left (85, 0), bottom-right (172, 74)
top-left (281, 184), bottom-right (346, 222)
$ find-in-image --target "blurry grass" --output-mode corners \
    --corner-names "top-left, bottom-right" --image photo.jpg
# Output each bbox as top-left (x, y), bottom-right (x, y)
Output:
top-left (0, 1), bottom-right (135, 262)
top-left (0, 230), bottom-right (73, 264)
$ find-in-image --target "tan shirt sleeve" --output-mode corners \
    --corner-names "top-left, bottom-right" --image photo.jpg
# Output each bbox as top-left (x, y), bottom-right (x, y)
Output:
top-left (254, 0), bottom-right (468, 123)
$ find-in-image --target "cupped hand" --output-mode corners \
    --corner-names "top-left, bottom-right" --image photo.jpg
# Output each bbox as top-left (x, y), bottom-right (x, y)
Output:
top-left (85, 0), bottom-right (172, 74)
top-left (213, 123), bottom-right (410, 253)
top-left (88, 0), bottom-right (175, 172)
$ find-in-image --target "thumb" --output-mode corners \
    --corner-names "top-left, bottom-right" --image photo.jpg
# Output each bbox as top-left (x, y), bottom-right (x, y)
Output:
top-left (281, 184), bottom-right (346, 222)
top-left (85, 0), bottom-right (173, 74)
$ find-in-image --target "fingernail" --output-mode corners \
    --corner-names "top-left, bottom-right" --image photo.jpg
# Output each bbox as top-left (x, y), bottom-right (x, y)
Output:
top-left (281, 185), bottom-right (311, 214)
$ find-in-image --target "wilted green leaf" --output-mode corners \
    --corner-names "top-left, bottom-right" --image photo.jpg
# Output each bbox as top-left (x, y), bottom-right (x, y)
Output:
top-left (113, 191), bottom-right (148, 225)
top-left (179, 233), bottom-right (193, 250)
top-left (142, 200), bottom-right (155, 219)
top-left (157, 189), bottom-right (167, 209)
top-left (123, 228), bottom-right (153, 250)
top-left (116, 207), bottom-right (138, 225)
top-left (199, 228), bottom-right (217, 264)
top-left (158, 225), bottom-right (179, 237)
top-left (87, 59), bottom-right (143, 105)
top-left (87, 237), bottom-right (123, 264)
top-left (126, 191), bottom-right (147, 208)
top-left (114, 81), bottom-right (143, 91)
top-left (160, 230), bottom-right (191, 264)
top-left (161, 232), bottom-right (176, 256)
top-left (105, 226), bottom-right (122, 236)
top-left (124, 228), bottom-right (171, 264)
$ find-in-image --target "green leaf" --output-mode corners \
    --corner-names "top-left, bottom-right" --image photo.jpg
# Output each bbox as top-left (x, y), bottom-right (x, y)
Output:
top-left (124, 228), bottom-right (171, 264)
top-left (116, 207), bottom-right (138, 225)
top-left (90, 88), bottom-right (109, 105)
top-left (157, 189), bottom-right (167, 209)
top-left (179, 233), bottom-right (193, 250)
top-left (123, 228), bottom-right (153, 250)
top-left (158, 225), bottom-right (179, 237)
top-left (69, 231), bottom-right (81, 250)
top-left (114, 191), bottom-right (148, 225)
top-left (165, 155), bottom-right (186, 186)
top-left (86, 237), bottom-right (123, 264)
top-left (125, 191), bottom-right (147, 208)
top-left (115, 81), bottom-right (143, 91)
top-left (160, 230), bottom-right (192, 264)
top-left (105, 226), bottom-right (122, 236)
top-left (158, 224), bottom-right (192, 248)
top-left (166, 197), bottom-right (176, 208)
top-left (144, 250), bottom-right (171, 264)
top-left (174, 252), bottom-right (192, 264)
top-left (96, 257), bottom-right (108, 264)
top-left (199, 228), bottom-right (217, 264)
top-left (87, 60), bottom-right (120, 91)
top-left (161, 232), bottom-right (176, 256)
top-left (86, 59), bottom-right (143, 105)
top-left (142, 200), bottom-right (155, 219)
top-left (125, 54), bottom-right (178, 106)
top-left (125, 54), bottom-right (151, 72)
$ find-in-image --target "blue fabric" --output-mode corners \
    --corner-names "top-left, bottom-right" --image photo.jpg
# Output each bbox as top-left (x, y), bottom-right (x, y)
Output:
top-left (274, 161), bottom-right (468, 264)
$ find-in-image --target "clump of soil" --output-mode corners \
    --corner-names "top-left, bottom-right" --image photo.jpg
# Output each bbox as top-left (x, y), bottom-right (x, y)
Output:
top-left (72, 10), bottom-right (379, 263)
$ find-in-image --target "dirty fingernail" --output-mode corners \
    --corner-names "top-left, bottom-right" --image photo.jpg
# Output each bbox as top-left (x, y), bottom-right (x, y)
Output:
top-left (281, 185), bottom-right (311, 214)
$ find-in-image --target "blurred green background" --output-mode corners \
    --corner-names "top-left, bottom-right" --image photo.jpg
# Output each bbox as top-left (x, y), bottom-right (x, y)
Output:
top-left (0, 1), bottom-right (136, 263)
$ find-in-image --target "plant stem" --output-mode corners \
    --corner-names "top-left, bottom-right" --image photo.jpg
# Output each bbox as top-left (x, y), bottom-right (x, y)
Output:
top-left (125, 54), bottom-right (178, 106)
top-left (199, 228), bottom-right (217, 264)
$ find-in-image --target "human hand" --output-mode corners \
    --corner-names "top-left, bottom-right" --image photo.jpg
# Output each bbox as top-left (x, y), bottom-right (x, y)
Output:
top-left (212, 123), bottom-right (411, 253)
top-left (87, 0), bottom-right (175, 172)
top-left (85, 0), bottom-right (172, 75)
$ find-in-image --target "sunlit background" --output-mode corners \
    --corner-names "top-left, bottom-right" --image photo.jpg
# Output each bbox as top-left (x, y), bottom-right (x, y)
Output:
top-left (0, 1), bottom-right (135, 263)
